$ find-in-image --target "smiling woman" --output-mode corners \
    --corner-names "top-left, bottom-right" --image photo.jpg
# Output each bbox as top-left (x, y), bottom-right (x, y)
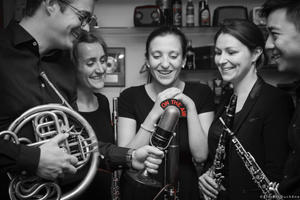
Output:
top-left (118, 26), bottom-right (215, 200)
top-left (71, 31), bottom-right (114, 199)
top-left (198, 19), bottom-right (294, 200)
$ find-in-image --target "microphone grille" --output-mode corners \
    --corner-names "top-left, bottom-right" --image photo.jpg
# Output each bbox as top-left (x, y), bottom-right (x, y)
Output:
top-left (158, 105), bottom-right (180, 132)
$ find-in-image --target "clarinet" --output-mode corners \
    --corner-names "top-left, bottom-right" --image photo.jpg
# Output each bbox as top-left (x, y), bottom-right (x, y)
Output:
top-left (111, 97), bottom-right (121, 200)
top-left (219, 118), bottom-right (282, 200)
top-left (208, 95), bottom-right (237, 191)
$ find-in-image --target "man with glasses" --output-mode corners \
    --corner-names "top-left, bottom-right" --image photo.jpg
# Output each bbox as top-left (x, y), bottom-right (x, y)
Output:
top-left (60, 0), bottom-right (98, 29)
top-left (0, 0), bottom-right (163, 199)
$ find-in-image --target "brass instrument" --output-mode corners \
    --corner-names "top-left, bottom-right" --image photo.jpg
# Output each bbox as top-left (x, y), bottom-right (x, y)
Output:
top-left (219, 118), bottom-right (282, 200)
top-left (111, 97), bottom-right (120, 200)
top-left (208, 95), bottom-right (237, 191)
top-left (0, 72), bottom-right (99, 200)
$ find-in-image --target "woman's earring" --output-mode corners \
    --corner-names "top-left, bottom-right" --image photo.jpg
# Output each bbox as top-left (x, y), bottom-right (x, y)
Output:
top-left (182, 64), bottom-right (185, 69)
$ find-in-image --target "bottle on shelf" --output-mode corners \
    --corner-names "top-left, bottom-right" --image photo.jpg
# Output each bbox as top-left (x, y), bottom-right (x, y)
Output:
top-left (157, 0), bottom-right (172, 25)
top-left (186, 0), bottom-right (195, 27)
top-left (185, 40), bottom-right (196, 70)
top-left (199, 0), bottom-right (210, 27)
top-left (172, 0), bottom-right (182, 27)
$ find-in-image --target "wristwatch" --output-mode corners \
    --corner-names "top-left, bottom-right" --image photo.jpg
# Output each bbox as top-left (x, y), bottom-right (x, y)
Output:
top-left (126, 148), bottom-right (136, 168)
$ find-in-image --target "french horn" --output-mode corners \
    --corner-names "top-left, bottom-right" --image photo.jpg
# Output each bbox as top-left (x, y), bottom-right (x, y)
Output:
top-left (0, 104), bottom-right (99, 200)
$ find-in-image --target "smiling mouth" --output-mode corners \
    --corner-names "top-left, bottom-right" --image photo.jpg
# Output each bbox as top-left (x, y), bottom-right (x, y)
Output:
top-left (271, 54), bottom-right (281, 60)
top-left (158, 70), bottom-right (173, 75)
top-left (221, 66), bottom-right (235, 72)
top-left (90, 75), bottom-right (105, 80)
top-left (71, 29), bottom-right (81, 40)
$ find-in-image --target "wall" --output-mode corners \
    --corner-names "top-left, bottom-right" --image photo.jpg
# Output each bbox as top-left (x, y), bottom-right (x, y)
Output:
top-left (94, 0), bottom-right (299, 106)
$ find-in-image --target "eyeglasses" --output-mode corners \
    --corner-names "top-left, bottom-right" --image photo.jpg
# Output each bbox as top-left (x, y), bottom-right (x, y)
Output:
top-left (60, 0), bottom-right (97, 28)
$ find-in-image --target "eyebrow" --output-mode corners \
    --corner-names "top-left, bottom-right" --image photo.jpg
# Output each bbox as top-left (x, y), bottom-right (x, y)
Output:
top-left (83, 57), bottom-right (97, 62)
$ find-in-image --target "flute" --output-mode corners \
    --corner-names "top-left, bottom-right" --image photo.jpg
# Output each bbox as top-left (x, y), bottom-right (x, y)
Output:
top-left (111, 97), bottom-right (121, 200)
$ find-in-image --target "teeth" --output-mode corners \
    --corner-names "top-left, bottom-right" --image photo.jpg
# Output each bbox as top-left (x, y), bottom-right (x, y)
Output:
top-left (272, 55), bottom-right (281, 60)
top-left (90, 76), bottom-right (102, 80)
top-left (71, 30), bottom-right (81, 39)
top-left (222, 67), bottom-right (235, 71)
top-left (159, 71), bottom-right (172, 75)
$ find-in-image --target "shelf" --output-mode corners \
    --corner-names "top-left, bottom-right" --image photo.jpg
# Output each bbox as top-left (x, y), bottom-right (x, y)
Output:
top-left (94, 26), bottom-right (219, 37)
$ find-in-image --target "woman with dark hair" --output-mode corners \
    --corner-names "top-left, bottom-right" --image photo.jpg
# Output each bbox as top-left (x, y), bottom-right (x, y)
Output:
top-left (118, 26), bottom-right (215, 200)
top-left (198, 19), bottom-right (294, 200)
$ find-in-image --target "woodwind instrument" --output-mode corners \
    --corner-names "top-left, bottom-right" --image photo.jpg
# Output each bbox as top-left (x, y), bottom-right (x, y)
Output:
top-left (219, 118), bottom-right (282, 200)
top-left (111, 97), bottom-right (121, 200)
top-left (208, 95), bottom-right (237, 194)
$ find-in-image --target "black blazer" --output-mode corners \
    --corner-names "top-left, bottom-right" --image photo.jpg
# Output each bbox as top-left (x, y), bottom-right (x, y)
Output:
top-left (279, 103), bottom-right (300, 197)
top-left (208, 78), bottom-right (294, 200)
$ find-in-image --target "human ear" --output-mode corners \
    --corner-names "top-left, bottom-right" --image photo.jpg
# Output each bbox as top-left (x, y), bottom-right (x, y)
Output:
top-left (252, 47), bottom-right (263, 63)
top-left (43, 0), bottom-right (59, 15)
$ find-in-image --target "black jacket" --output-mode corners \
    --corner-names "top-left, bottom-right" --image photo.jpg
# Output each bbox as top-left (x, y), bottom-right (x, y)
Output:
top-left (208, 78), bottom-right (294, 200)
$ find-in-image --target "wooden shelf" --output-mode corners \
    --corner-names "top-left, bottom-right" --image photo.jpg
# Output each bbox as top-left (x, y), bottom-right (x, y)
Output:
top-left (94, 26), bottom-right (219, 37)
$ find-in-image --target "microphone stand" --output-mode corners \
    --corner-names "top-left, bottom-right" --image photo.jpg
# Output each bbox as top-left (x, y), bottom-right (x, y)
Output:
top-left (164, 125), bottom-right (179, 200)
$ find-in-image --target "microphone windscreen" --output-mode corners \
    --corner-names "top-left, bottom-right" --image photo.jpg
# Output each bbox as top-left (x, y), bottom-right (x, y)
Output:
top-left (158, 105), bottom-right (180, 132)
top-left (150, 105), bottom-right (180, 149)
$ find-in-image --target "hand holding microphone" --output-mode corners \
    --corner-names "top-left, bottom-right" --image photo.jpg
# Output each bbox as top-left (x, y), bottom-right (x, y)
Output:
top-left (132, 101), bottom-right (183, 187)
top-left (149, 87), bottom-right (182, 120)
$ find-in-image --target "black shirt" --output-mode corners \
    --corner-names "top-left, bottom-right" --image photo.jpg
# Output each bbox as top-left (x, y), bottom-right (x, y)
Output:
top-left (0, 21), bottom-right (77, 175)
top-left (0, 21), bottom-right (76, 199)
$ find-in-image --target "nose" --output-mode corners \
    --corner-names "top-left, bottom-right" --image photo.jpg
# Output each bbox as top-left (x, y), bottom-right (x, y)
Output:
top-left (81, 23), bottom-right (90, 32)
top-left (160, 56), bottom-right (170, 69)
top-left (95, 62), bottom-right (106, 73)
top-left (265, 35), bottom-right (274, 50)
top-left (216, 53), bottom-right (228, 66)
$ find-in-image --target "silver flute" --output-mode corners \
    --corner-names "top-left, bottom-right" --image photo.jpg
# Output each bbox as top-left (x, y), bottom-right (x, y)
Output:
top-left (111, 97), bottom-right (121, 200)
top-left (219, 118), bottom-right (282, 200)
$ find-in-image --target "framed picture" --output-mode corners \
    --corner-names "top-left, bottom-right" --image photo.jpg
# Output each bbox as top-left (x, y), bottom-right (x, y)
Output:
top-left (105, 47), bottom-right (125, 87)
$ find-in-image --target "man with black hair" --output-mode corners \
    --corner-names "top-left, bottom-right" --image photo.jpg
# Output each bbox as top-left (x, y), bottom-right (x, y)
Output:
top-left (263, 0), bottom-right (300, 197)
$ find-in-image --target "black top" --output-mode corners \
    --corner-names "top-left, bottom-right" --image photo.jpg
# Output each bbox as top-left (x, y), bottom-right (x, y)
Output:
top-left (207, 78), bottom-right (294, 200)
top-left (79, 93), bottom-right (114, 144)
top-left (119, 82), bottom-right (215, 200)
top-left (279, 103), bottom-right (300, 197)
top-left (64, 93), bottom-right (114, 199)
top-left (0, 21), bottom-right (76, 174)
top-left (0, 20), bottom-right (76, 199)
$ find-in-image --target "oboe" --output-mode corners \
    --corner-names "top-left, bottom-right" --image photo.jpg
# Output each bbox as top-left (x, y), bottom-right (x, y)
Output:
top-left (208, 95), bottom-right (237, 191)
top-left (111, 97), bottom-right (120, 200)
top-left (219, 118), bottom-right (282, 200)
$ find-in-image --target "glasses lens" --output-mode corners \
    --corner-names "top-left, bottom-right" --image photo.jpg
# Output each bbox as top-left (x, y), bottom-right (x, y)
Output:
top-left (82, 14), bottom-right (97, 27)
